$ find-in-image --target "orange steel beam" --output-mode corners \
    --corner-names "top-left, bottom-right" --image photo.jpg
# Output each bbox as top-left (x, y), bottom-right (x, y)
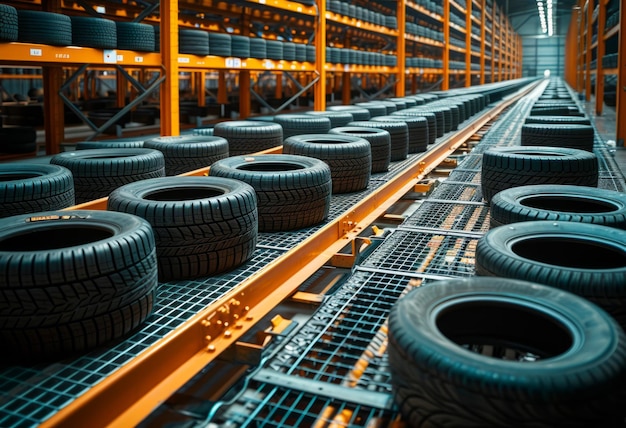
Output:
top-left (314, 0), bottom-right (326, 110)
top-left (617, 0), bottom-right (626, 146)
top-left (396, 0), bottom-right (406, 96)
top-left (585, 0), bottom-right (593, 100)
top-left (480, 0), bottom-right (486, 84)
top-left (45, 80), bottom-right (542, 428)
top-left (595, 0), bottom-right (606, 115)
top-left (466, 0), bottom-right (472, 86)
top-left (160, 0), bottom-right (179, 136)
top-left (442, 0), bottom-right (450, 90)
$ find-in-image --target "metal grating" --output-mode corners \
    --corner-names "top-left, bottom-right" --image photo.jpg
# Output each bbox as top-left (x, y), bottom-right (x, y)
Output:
top-left (359, 229), bottom-right (478, 278)
top-left (455, 154), bottom-right (483, 170)
top-left (447, 168), bottom-right (481, 184)
top-left (402, 200), bottom-right (490, 233)
top-left (429, 181), bottom-right (483, 202)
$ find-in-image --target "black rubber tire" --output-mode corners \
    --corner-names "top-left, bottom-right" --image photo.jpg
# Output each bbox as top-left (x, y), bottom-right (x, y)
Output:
top-left (348, 120), bottom-right (409, 161)
top-left (179, 29), bottom-right (210, 56)
top-left (371, 115), bottom-right (429, 153)
top-left (326, 106), bottom-right (371, 121)
top-left (249, 37), bottom-right (267, 59)
top-left (0, 4), bottom-right (18, 41)
top-left (231, 35), bottom-right (251, 58)
top-left (213, 121), bottom-right (283, 156)
top-left (305, 110), bottom-right (354, 128)
top-left (475, 221), bottom-right (626, 328)
top-left (143, 135), bottom-right (229, 176)
top-left (108, 176), bottom-right (257, 281)
top-left (354, 102), bottom-right (388, 118)
top-left (530, 106), bottom-right (582, 116)
top-left (209, 154), bottom-right (332, 232)
top-left (75, 139), bottom-right (145, 150)
top-left (490, 184), bottom-right (626, 229)
top-left (0, 164), bottom-right (75, 217)
top-left (273, 114), bottom-right (331, 139)
top-left (282, 42), bottom-right (296, 61)
top-left (115, 22), bottom-right (155, 52)
top-left (521, 123), bottom-right (595, 152)
top-left (481, 146), bottom-right (599, 203)
top-left (0, 127), bottom-right (37, 154)
top-left (50, 148), bottom-right (165, 203)
top-left (392, 110), bottom-right (437, 144)
top-left (208, 32), bottom-right (232, 57)
top-left (388, 276), bottom-right (626, 428)
top-left (17, 10), bottom-right (72, 46)
top-left (0, 210), bottom-right (158, 361)
top-left (283, 134), bottom-right (371, 194)
top-left (524, 115), bottom-right (591, 126)
top-left (70, 16), bottom-right (117, 49)
top-left (328, 126), bottom-right (391, 173)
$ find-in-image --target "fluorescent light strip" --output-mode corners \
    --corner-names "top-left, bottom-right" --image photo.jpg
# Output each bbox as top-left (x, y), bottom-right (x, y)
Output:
top-left (537, 0), bottom-right (547, 33)
top-left (547, 0), bottom-right (553, 36)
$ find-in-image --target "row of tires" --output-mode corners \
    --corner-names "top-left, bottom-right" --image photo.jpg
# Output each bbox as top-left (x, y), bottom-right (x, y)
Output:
top-left (389, 79), bottom-right (626, 427)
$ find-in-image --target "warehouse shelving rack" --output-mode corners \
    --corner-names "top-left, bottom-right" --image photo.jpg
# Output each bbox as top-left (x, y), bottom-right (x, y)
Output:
top-left (567, 0), bottom-right (625, 145)
top-left (0, 0), bottom-right (521, 155)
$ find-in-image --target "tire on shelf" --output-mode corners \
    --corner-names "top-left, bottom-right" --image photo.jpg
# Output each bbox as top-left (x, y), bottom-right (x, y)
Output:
top-left (475, 221), bottom-right (626, 328)
top-left (0, 210), bottom-right (158, 361)
top-left (481, 146), bottom-right (599, 203)
top-left (283, 134), bottom-right (371, 194)
top-left (521, 123), bottom-right (595, 152)
top-left (213, 121), bottom-right (283, 156)
top-left (388, 276), bottom-right (626, 428)
top-left (50, 148), bottom-right (165, 204)
top-left (0, 164), bottom-right (75, 217)
top-left (70, 16), bottom-right (117, 49)
top-left (0, 4), bottom-right (18, 42)
top-left (108, 176), bottom-right (258, 281)
top-left (115, 22), bottom-right (155, 52)
top-left (490, 184), bottom-right (626, 228)
top-left (209, 154), bottom-right (332, 232)
top-left (273, 114), bottom-right (332, 139)
top-left (328, 126), bottom-right (391, 173)
top-left (17, 10), bottom-right (72, 46)
top-left (179, 29), bottom-right (210, 56)
top-left (75, 139), bottom-right (145, 150)
top-left (143, 135), bottom-right (229, 176)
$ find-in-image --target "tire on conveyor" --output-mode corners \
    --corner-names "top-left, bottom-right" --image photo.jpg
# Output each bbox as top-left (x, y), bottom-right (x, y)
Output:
top-left (143, 135), bottom-right (229, 175)
top-left (209, 154), bottom-right (332, 232)
top-left (75, 139), bottom-right (145, 150)
top-left (0, 163), bottom-right (75, 217)
top-left (108, 176), bottom-right (258, 281)
top-left (213, 121), bottom-right (283, 156)
top-left (524, 116), bottom-right (591, 126)
top-left (480, 146), bottom-right (598, 203)
top-left (328, 126), bottom-right (391, 173)
top-left (490, 184), bottom-right (626, 229)
top-left (50, 148), bottom-right (165, 204)
top-left (0, 210), bottom-right (158, 361)
top-left (326, 105), bottom-right (371, 121)
top-left (371, 115), bottom-right (429, 153)
top-left (0, 126), bottom-right (37, 154)
top-left (476, 221), bottom-right (626, 328)
top-left (521, 123), bottom-right (595, 152)
top-left (388, 276), bottom-right (626, 428)
top-left (273, 114), bottom-right (331, 139)
top-left (283, 134), bottom-right (371, 194)
top-left (304, 110), bottom-right (354, 128)
top-left (348, 120), bottom-right (409, 161)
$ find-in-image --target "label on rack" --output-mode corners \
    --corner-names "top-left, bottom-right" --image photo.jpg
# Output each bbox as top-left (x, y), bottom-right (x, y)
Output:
top-left (103, 50), bottom-right (117, 64)
top-left (29, 48), bottom-right (42, 57)
top-left (178, 57), bottom-right (190, 63)
top-left (135, 56), bottom-right (144, 63)
top-left (225, 58), bottom-right (242, 68)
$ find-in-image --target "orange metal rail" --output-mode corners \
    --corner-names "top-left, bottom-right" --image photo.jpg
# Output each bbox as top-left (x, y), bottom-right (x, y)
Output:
top-left (41, 80), bottom-right (541, 428)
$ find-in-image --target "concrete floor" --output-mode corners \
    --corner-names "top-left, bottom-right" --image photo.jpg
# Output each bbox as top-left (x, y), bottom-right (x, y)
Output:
top-left (582, 97), bottom-right (626, 182)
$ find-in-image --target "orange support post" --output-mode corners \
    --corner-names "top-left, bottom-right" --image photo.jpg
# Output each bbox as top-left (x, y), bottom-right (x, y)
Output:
top-left (480, 0), bottom-right (486, 84)
top-left (396, 0), bottom-right (406, 96)
top-left (595, 0), bottom-right (606, 115)
top-left (466, 0), bottom-right (472, 87)
top-left (617, 0), bottom-right (626, 146)
top-left (160, 0), bottom-right (179, 136)
top-left (42, 0), bottom-right (63, 154)
top-left (314, 0), bottom-right (327, 111)
top-left (239, 70), bottom-right (251, 119)
top-left (585, 0), bottom-right (593, 101)
top-left (442, 0), bottom-right (450, 90)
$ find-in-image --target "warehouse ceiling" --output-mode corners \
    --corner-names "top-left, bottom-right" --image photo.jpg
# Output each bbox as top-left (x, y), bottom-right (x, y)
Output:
top-left (495, 0), bottom-right (579, 37)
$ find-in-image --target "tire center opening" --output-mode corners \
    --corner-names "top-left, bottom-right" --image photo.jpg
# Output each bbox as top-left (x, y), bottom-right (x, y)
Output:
top-left (512, 236), bottom-right (626, 269)
top-left (0, 226), bottom-right (114, 251)
top-left (237, 162), bottom-right (305, 172)
top-left (144, 187), bottom-right (225, 201)
top-left (519, 195), bottom-right (619, 213)
top-left (436, 300), bottom-right (573, 361)
top-left (1, 173), bottom-right (41, 182)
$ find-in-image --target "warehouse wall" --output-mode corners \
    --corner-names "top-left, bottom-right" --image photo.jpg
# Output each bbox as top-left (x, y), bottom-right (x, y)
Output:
top-left (522, 36), bottom-right (565, 77)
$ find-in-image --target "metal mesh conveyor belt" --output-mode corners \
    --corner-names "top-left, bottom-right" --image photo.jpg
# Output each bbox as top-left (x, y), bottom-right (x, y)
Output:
top-left (0, 100), bottom-right (494, 426)
top-left (207, 82), bottom-right (626, 427)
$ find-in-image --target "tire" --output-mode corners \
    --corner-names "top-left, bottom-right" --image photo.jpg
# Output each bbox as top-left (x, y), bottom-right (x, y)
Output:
top-left (304, 110), bottom-right (354, 128)
top-left (250, 37), bottom-right (267, 59)
top-left (179, 29), bottom-right (210, 55)
top-left (0, 210), bottom-right (158, 361)
top-left (530, 106), bottom-right (582, 116)
top-left (17, 10), bottom-right (72, 46)
top-left (209, 154), bottom-right (331, 232)
top-left (0, 164), bottom-right (75, 217)
top-left (521, 123), bottom-right (595, 152)
top-left (116, 22), bottom-right (155, 52)
top-left (231, 35), bottom-right (251, 58)
top-left (283, 134), bottom-right (371, 194)
top-left (326, 106), bottom-right (371, 121)
top-left (108, 176), bottom-right (257, 281)
top-left (354, 102), bottom-right (387, 118)
top-left (213, 121), bottom-right (283, 156)
top-left (273, 114), bottom-right (331, 139)
top-left (475, 221), bottom-right (626, 328)
top-left (328, 126), bottom-right (391, 173)
top-left (0, 127), bottom-right (37, 154)
top-left (490, 184), bottom-right (626, 229)
top-left (392, 110), bottom-right (437, 144)
top-left (524, 116), bottom-right (591, 126)
top-left (208, 33), bottom-right (232, 57)
top-left (70, 16), bottom-right (117, 49)
top-left (348, 120), bottom-right (409, 161)
top-left (143, 135), bottom-right (229, 176)
top-left (0, 4), bottom-right (18, 42)
top-left (388, 277), bottom-right (626, 428)
top-left (50, 148), bottom-right (165, 203)
top-left (481, 146), bottom-right (599, 203)
top-left (371, 115), bottom-right (429, 153)
top-left (75, 139), bottom-right (145, 150)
